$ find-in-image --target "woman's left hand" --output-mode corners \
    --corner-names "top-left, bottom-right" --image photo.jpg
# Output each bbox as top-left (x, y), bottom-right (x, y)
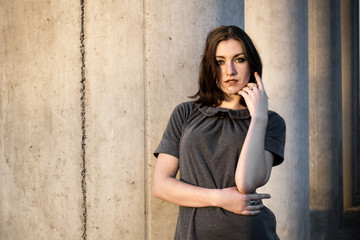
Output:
top-left (238, 72), bottom-right (268, 121)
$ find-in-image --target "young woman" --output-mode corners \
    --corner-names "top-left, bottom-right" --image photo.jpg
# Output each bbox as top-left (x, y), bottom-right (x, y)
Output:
top-left (152, 25), bottom-right (286, 240)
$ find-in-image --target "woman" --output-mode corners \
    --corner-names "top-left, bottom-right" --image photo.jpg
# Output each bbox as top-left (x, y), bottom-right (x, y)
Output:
top-left (152, 26), bottom-right (286, 240)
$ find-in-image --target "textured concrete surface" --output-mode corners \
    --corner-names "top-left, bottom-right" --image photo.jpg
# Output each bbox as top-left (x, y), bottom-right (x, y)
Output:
top-left (341, 0), bottom-right (352, 211)
top-left (245, 0), bottom-right (310, 239)
top-left (1, 0), bottom-right (245, 239)
top-left (309, 0), bottom-right (343, 239)
top-left (84, 1), bottom-right (146, 239)
top-left (1, 0), bottom-right (358, 240)
top-left (341, 0), bottom-right (357, 211)
top-left (145, 1), bottom-right (244, 238)
top-left (0, 1), bottom-right (83, 239)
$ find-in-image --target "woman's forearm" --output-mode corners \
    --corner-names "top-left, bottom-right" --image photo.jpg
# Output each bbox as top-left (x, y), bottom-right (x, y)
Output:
top-left (152, 153), bottom-right (270, 215)
top-left (235, 117), bottom-right (272, 194)
top-left (152, 175), bottom-right (220, 207)
top-left (152, 171), bottom-right (269, 215)
top-left (152, 153), bottom-right (222, 208)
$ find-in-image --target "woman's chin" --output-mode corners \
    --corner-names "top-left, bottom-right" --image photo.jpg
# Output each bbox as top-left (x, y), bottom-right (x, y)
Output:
top-left (222, 88), bottom-right (241, 97)
top-left (228, 91), bottom-right (240, 96)
top-left (227, 88), bottom-right (242, 95)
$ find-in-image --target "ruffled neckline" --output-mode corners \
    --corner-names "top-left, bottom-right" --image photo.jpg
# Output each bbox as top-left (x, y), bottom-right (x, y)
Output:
top-left (198, 104), bottom-right (251, 120)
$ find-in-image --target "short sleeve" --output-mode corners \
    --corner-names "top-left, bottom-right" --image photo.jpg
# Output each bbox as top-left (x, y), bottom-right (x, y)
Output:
top-left (265, 111), bottom-right (286, 166)
top-left (153, 102), bottom-right (190, 159)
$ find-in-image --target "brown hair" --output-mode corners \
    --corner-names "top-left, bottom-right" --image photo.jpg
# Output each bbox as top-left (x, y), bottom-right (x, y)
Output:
top-left (190, 25), bottom-right (262, 106)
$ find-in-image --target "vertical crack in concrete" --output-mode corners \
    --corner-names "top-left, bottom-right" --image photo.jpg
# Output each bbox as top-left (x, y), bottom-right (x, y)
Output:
top-left (143, 0), bottom-right (151, 238)
top-left (80, 0), bottom-right (87, 239)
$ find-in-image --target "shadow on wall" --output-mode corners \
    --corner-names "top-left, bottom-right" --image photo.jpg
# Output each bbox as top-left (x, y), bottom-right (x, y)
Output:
top-left (311, 209), bottom-right (360, 240)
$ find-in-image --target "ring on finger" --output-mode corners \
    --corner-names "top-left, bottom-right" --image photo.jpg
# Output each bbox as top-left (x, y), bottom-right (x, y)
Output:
top-left (249, 200), bottom-right (256, 206)
top-left (248, 83), bottom-right (257, 91)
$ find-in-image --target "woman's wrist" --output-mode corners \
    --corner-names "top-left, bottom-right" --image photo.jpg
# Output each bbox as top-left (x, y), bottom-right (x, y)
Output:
top-left (250, 117), bottom-right (268, 131)
top-left (210, 188), bottom-right (223, 207)
top-left (251, 113), bottom-right (268, 123)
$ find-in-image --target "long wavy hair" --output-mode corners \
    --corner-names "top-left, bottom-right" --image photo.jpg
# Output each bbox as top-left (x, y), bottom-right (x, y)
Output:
top-left (190, 25), bottom-right (262, 106)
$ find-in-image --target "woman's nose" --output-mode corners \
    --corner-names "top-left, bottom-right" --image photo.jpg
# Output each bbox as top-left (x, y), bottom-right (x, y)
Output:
top-left (226, 62), bottom-right (236, 75)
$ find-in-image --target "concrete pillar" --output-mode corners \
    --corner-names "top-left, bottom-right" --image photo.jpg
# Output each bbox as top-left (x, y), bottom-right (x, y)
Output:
top-left (309, 0), bottom-right (342, 239)
top-left (85, 1), bottom-right (146, 239)
top-left (1, 0), bottom-right (245, 239)
top-left (0, 1), bottom-right (83, 239)
top-left (145, 1), bottom-right (244, 239)
top-left (342, 0), bottom-right (359, 210)
top-left (245, 1), bottom-right (310, 239)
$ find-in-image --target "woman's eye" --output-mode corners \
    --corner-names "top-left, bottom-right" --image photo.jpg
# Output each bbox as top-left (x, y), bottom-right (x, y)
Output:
top-left (235, 58), bottom-right (246, 63)
top-left (216, 60), bottom-right (224, 65)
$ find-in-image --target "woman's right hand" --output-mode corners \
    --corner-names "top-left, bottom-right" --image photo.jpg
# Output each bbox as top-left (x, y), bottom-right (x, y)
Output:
top-left (216, 187), bottom-right (271, 215)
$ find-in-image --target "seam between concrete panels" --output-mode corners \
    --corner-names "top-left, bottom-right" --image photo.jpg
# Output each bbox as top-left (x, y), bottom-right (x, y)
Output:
top-left (80, 0), bottom-right (87, 239)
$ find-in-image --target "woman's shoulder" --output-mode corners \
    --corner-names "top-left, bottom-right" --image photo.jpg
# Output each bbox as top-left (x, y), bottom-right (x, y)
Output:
top-left (267, 110), bottom-right (286, 129)
top-left (173, 101), bottom-right (198, 114)
top-left (268, 110), bottom-right (284, 121)
top-left (176, 100), bottom-right (197, 108)
top-left (168, 101), bottom-right (199, 122)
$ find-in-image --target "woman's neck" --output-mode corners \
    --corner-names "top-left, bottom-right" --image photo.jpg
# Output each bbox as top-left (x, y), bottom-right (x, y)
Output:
top-left (218, 94), bottom-right (246, 110)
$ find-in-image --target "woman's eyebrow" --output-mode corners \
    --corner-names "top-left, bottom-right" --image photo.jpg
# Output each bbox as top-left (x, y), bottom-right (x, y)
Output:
top-left (234, 53), bottom-right (245, 57)
top-left (216, 53), bottom-right (245, 58)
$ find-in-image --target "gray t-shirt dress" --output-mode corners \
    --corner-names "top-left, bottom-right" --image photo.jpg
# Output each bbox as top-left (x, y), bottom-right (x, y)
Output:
top-left (154, 101), bottom-right (286, 240)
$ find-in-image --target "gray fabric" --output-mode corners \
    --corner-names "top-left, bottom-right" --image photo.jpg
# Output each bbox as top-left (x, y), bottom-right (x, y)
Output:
top-left (154, 101), bottom-right (286, 240)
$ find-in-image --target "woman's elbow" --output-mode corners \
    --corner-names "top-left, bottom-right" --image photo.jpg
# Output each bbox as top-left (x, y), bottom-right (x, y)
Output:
top-left (235, 177), bottom-right (268, 194)
top-left (236, 183), bottom-right (257, 194)
top-left (152, 179), bottom-right (163, 199)
top-left (152, 176), bottom-right (172, 200)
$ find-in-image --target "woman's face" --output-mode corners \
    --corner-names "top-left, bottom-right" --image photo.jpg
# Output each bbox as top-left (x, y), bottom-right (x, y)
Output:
top-left (215, 39), bottom-right (251, 96)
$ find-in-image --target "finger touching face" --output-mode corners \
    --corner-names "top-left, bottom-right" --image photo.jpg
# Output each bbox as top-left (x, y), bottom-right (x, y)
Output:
top-left (253, 72), bottom-right (263, 90)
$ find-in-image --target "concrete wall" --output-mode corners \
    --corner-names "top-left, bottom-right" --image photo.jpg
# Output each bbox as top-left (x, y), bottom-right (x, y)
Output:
top-left (245, 1), bottom-right (310, 239)
top-left (342, 0), bottom-right (359, 211)
top-left (0, 0), bottom-right (83, 239)
top-left (342, 0), bottom-right (353, 211)
top-left (309, 0), bottom-right (343, 239)
top-left (85, 1), bottom-right (146, 239)
top-left (145, 1), bottom-right (244, 238)
top-left (1, 0), bottom-right (356, 239)
top-left (0, 0), bottom-right (244, 239)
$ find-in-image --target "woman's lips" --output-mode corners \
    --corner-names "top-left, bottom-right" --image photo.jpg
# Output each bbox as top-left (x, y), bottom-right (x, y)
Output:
top-left (224, 79), bottom-right (239, 84)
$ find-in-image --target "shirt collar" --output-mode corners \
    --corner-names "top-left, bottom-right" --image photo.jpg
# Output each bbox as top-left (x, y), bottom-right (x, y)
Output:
top-left (197, 104), bottom-right (251, 120)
